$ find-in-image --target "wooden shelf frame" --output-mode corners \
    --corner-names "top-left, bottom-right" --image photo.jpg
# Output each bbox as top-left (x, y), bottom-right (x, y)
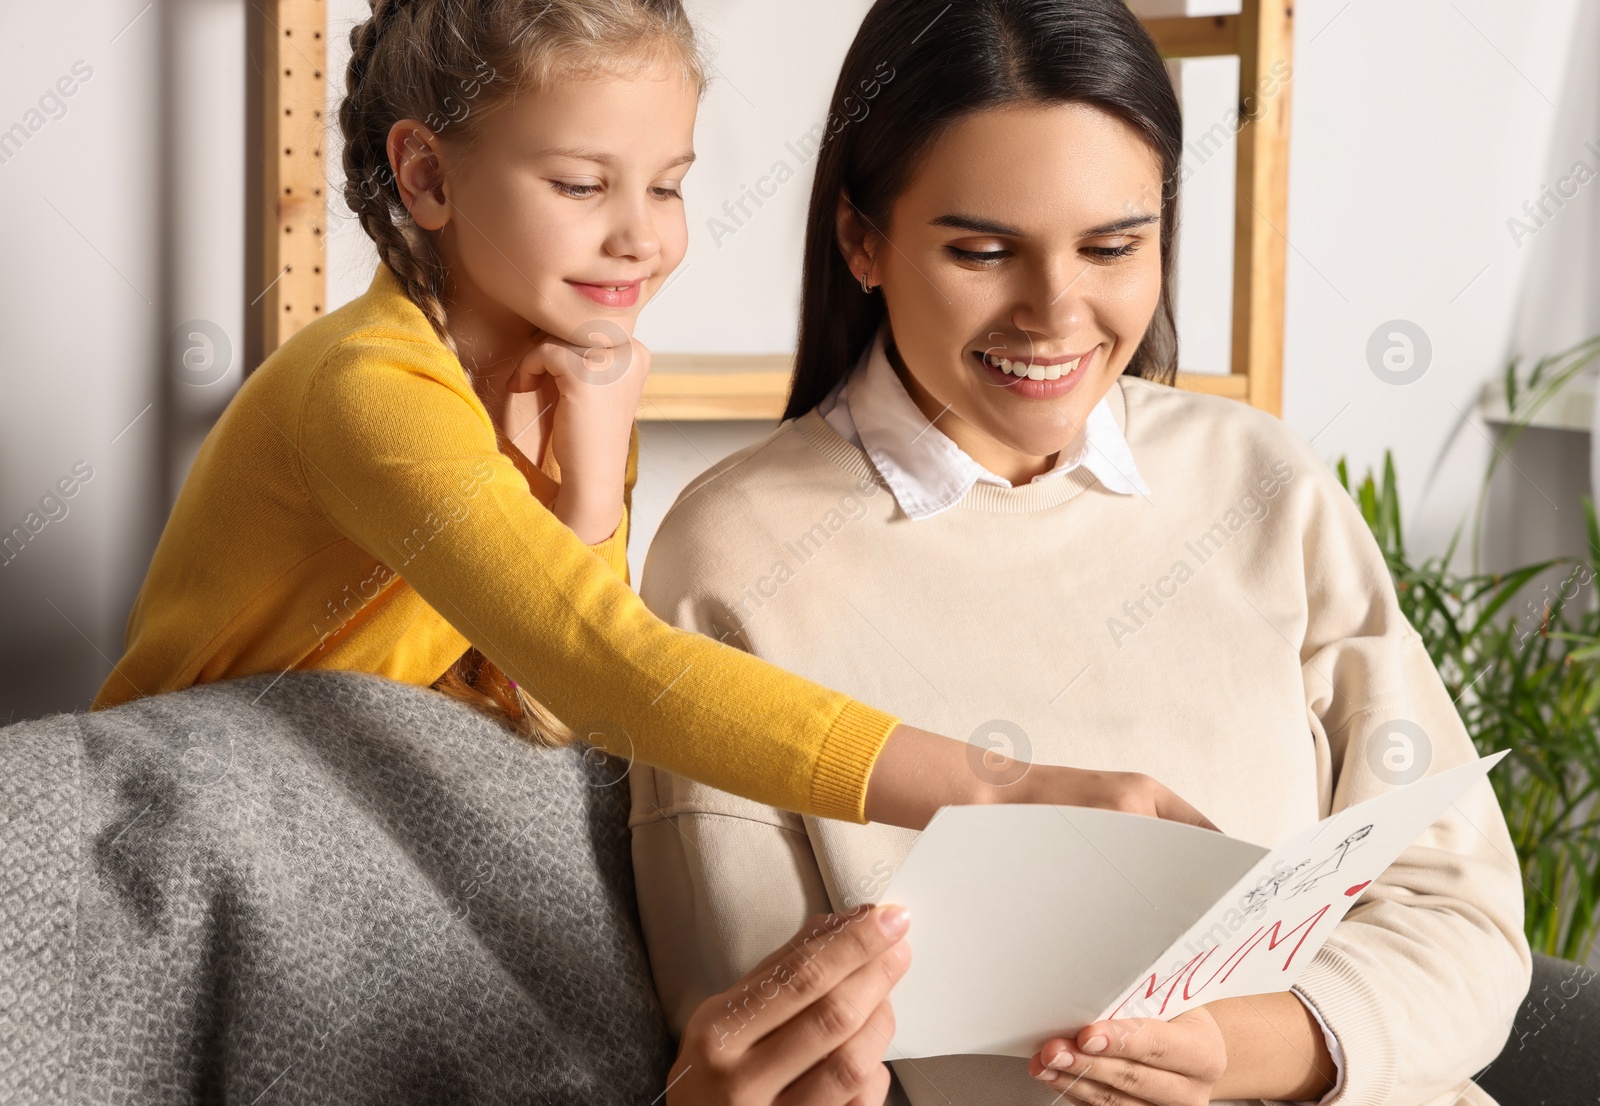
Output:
top-left (247, 0), bottom-right (329, 372)
top-left (247, 1), bottom-right (1291, 419)
top-left (1144, 1), bottom-right (1295, 416)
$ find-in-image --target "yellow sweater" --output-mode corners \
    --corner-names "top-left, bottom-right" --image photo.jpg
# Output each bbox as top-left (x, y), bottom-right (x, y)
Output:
top-left (91, 263), bottom-right (900, 823)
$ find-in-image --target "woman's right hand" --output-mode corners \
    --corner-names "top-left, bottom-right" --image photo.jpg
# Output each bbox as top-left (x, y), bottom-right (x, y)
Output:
top-left (666, 904), bottom-right (912, 1106)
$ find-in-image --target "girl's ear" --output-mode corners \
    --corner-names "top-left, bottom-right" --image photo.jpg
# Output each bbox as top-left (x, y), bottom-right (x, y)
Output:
top-left (834, 190), bottom-right (879, 287)
top-left (387, 119), bottom-right (450, 231)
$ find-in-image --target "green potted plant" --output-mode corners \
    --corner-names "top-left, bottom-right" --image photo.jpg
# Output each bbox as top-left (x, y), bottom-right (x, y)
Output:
top-left (1337, 334), bottom-right (1600, 960)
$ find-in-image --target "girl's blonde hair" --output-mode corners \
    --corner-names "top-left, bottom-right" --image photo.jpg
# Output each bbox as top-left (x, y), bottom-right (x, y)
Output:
top-left (337, 0), bottom-right (705, 747)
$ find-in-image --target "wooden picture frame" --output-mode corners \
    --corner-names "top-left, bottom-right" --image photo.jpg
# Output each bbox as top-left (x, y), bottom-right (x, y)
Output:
top-left (246, 0), bottom-right (1291, 419)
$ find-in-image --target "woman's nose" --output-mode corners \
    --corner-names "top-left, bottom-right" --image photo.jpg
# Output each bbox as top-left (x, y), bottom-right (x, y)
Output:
top-left (1013, 258), bottom-right (1088, 336)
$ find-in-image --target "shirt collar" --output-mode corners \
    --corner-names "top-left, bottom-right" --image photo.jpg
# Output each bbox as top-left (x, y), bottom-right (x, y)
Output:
top-left (820, 324), bottom-right (1150, 520)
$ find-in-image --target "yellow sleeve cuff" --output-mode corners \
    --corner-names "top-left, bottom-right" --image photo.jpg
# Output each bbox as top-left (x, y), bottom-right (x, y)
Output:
top-left (809, 699), bottom-right (902, 823)
top-left (586, 502), bottom-right (631, 584)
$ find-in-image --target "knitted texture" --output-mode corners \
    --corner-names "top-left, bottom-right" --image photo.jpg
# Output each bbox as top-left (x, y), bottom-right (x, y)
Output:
top-left (0, 669), bottom-right (675, 1104)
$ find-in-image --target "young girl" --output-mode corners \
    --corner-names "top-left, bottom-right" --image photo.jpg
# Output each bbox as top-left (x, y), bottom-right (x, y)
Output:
top-left (94, 0), bottom-right (1221, 828)
top-left (629, 2), bottom-right (1532, 1105)
top-left (83, 2), bottom-right (896, 1100)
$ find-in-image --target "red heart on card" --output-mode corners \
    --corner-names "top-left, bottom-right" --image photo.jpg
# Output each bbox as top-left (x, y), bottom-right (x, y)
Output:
top-left (1344, 881), bottom-right (1371, 897)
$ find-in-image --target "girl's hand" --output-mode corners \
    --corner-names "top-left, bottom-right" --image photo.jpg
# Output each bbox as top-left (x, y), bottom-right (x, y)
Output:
top-left (511, 324), bottom-right (651, 543)
top-left (666, 904), bottom-right (912, 1106)
top-left (496, 356), bottom-right (560, 475)
top-left (1014, 764), bottom-right (1220, 831)
top-left (1028, 1008), bottom-right (1228, 1106)
top-left (864, 727), bottom-right (1222, 831)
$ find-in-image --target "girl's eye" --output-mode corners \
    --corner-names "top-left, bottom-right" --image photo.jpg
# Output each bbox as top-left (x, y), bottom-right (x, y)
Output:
top-left (551, 181), bottom-right (600, 198)
top-left (651, 185), bottom-right (683, 200)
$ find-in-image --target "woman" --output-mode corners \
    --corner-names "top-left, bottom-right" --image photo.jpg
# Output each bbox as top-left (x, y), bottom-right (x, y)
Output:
top-left (629, 1), bottom-right (1531, 1104)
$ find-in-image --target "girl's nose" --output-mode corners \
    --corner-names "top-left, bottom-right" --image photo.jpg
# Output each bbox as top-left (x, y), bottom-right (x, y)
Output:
top-left (604, 196), bottom-right (661, 262)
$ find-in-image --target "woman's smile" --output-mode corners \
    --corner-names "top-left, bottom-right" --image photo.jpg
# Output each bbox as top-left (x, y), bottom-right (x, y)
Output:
top-left (973, 345), bottom-right (1099, 400)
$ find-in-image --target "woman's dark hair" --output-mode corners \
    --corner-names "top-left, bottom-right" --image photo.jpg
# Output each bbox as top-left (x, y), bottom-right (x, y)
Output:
top-left (785, 0), bottom-right (1183, 419)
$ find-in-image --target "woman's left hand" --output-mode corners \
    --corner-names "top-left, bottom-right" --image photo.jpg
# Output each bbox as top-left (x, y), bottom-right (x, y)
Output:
top-left (1028, 1007), bottom-right (1228, 1106)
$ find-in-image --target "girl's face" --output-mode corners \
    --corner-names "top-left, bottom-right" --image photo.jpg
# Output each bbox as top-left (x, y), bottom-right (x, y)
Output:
top-left (405, 59), bottom-right (698, 349)
top-left (839, 102), bottom-right (1165, 483)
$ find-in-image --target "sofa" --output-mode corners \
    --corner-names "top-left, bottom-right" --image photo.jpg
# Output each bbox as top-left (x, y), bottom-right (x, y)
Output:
top-left (0, 669), bottom-right (1592, 1103)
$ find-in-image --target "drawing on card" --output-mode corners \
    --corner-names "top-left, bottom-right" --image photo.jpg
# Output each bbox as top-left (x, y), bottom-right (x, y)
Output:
top-left (1241, 859), bottom-right (1308, 917)
top-left (1238, 824), bottom-right (1377, 917)
top-left (1283, 824), bottom-right (1373, 901)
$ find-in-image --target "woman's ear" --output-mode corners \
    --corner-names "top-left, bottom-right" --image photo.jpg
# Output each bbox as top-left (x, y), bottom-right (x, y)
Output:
top-left (834, 190), bottom-right (879, 287)
top-left (387, 119), bottom-right (450, 232)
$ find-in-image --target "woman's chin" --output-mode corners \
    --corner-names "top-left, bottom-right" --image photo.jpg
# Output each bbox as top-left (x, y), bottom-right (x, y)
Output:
top-left (970, 421), bottom-right (1082, 467)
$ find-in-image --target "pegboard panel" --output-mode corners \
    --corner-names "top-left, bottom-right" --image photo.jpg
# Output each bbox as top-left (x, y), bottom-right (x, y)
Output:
top-left (253, 0), bottom-right (328, 361)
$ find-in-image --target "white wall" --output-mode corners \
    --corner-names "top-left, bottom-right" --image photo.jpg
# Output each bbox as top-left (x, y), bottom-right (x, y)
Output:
top-left (1, 0), bottom-right (1594, 718)
top-left (1281, 0), bottom-right (1594, 572)
top-left (327, 0), bottom-right (1600, 583)
top-left (0, 0), bottom-right (245, 721)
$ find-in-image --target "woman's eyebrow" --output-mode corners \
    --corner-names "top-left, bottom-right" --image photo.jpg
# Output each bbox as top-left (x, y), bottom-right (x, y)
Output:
top-left (1084, 213), bottom-right (1160, 234)
top-left (929, 212), bottom-right (1160, 236)
top-left (930, 213), bottom-right (1022, 235)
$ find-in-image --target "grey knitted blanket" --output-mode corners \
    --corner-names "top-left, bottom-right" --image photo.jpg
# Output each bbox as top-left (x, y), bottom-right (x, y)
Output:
top-left (0, 669), bottom-right (676, 1104)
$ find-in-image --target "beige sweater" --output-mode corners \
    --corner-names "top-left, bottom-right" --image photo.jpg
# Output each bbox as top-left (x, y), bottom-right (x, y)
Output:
top-left (628, 375), bottom-right (1531, 1106)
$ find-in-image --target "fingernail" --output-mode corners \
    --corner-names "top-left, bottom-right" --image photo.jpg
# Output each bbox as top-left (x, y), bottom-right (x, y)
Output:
top-left (1044, 1048), bottom-right (1072, 1068)
top-left (877, 904), bottom-right (910, 937)
top-left (1083, 1035), bottom-right (1108, 1054)
top-left (889, 939), bottom-right (911, 965)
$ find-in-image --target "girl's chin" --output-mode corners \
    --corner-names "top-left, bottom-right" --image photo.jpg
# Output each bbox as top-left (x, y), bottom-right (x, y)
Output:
top-left (534, 309), bottom-right (639, 345)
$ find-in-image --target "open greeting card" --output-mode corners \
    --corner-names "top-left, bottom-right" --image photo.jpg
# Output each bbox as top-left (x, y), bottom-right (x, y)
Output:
top-left (875, 750), bottom-right (1510, 1060)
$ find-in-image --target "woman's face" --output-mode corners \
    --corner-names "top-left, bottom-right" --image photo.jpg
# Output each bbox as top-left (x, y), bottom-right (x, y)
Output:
top-left (840, 102), bottom-right (1165, 483)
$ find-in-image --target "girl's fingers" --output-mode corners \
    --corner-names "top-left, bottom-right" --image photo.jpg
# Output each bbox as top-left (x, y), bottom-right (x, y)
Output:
top-left (526, 333), bottom-right (637, 387)
top-left (1148, 782), bottom-right (1219, 831)
top-left (775, 997), bottom-right (897, 1106)
top-left (517, 338), bottom-right (577, 382)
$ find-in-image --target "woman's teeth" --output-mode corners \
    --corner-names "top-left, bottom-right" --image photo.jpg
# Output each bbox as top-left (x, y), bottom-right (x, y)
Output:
top-left (983, 352), bottom-right (1083, 380)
